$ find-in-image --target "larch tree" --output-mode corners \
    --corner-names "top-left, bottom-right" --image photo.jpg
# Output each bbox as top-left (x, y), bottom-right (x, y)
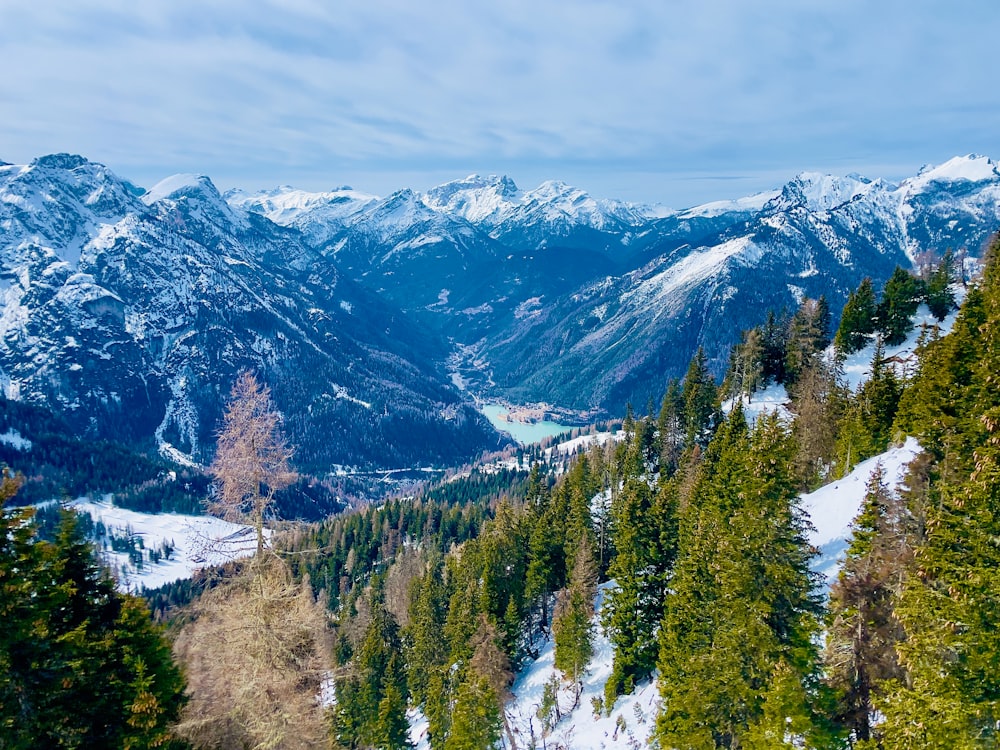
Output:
top-left (175, 372), bottom-right (330, 750)
top-left (209, 371), bottom-right (296, 558)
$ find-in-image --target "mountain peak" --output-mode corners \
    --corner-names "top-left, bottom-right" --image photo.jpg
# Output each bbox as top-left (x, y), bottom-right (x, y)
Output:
top-left (142, 173), bottom-right (220, 205)
top-left (30, 153), bottom-right (91, 171)
top-left (910, 154), bottom-right (999, 189)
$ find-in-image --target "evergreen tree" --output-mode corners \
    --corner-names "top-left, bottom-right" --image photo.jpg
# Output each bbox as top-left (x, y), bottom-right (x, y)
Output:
top-left (655, 380), bottom-right (685, 475)
top-left (444, 676), bottom-right (501, 750)
top-left (924, 249), bottom-right (957, 322)
top-left (332, 603), bottom-right (410, 749)
top-left (824, 465), bottom-right (911, 746)
top-left (553, 537), bottom-right (598, 707)
top-left (603, 475), bottom-right (677, 706)
top-left (877, 239), bottom-right (1000, 748)
top-left (0, 500), bottom-right (186, 750)
top-left (657, 409), bottom-right (828, 748)
top-left (835, 277), bottom-right (878, 354)
top-left (785, 296), bottom-right (832, 386)
top-left (681, 347), bottom-right (719, 446)
top-left (761, 310), bottom-right (790, 385)
top-left (876, 267), bottom-right (922, 346)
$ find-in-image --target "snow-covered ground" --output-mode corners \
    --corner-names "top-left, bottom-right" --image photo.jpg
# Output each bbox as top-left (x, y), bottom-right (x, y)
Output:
top-left (408, 583), bottom-right (658, 750)
top-left (839, 299), bottom-right (962, 391)
top-left (71, 497), bottom-right (266, 592)
top-left (803, 437), bottom-right (921, 586)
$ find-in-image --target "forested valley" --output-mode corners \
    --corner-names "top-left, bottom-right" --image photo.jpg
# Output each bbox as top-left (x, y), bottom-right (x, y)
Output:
top-left (4, 240), bottom-right (1000, 749)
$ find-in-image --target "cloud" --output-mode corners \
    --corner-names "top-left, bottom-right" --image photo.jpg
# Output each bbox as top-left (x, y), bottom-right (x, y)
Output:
top-left (2, 0), bottom-right (998, 205)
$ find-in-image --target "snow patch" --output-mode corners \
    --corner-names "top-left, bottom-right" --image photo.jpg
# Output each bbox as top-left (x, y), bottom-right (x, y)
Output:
top-left (0, 428), bottom-right (31, 450)
top-left (803, 438), bottom-right (922, 586)
top-left (70, 498), bottom-right (268, 592)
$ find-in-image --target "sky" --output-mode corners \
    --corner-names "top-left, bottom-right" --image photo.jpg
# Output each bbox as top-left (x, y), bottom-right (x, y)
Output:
top-left (2, 1), bottom-right (999, 207)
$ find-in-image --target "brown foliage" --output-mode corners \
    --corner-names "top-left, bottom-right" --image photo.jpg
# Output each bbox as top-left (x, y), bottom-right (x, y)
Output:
top-left (173, 556), bottom-right (331, 750)
top-left (209, 371), bottom-right (296, 556)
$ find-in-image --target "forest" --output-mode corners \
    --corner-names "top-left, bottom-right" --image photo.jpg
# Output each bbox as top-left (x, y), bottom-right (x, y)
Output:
top-left (2, 241), bottom-right (998, 749)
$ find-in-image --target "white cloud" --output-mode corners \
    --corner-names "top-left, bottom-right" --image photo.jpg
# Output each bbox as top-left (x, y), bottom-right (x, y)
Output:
top-left (2, 0), bottom-right (998, 206)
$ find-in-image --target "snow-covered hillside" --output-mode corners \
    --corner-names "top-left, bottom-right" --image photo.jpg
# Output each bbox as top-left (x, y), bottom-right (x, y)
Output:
top-left (71, 498), bottom-right (266, 592)
top-left (804, 438), bottom-right (921, 586)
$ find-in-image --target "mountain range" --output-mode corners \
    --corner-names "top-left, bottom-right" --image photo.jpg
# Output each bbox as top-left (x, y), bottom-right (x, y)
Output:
top-left (2, 153), bottom-right (999, 470)
top-left (231, 155), bottom-right (1000, 411)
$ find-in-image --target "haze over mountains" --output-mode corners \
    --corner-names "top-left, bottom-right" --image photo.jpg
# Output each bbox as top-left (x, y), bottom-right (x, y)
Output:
top-left (2, 153), bottom-right (999, 470)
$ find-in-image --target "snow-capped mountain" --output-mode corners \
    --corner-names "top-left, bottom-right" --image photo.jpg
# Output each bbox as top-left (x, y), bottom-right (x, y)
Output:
top-left (0, 155), bottom-right (500, 471)
top-left (4, 153), bottom-right (997, 454)
top-left (250, 155), bottom-right (998, 414)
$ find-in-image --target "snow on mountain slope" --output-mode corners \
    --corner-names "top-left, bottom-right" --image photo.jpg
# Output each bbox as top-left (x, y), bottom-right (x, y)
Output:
top-left (904, 154), bottom-right (1000, 193)
top-left (804, 438), bottom-right (921, 586)
top-left (71, 497), bottom-right (266, 592)
top-left (409, 583), bottom-right (658, 750)
top-left (0, 154), bottom-right (500, 471)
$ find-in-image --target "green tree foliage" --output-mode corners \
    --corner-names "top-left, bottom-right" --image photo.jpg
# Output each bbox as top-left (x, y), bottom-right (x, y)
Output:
top-left (875, 238), bottom-right (1000, 748)
top-left (444, 675), bottom-right (501, 750)
top-left (553, 537), bottom-right (598, 706)
top-left (682, 347), bottom-right (719, 446)
top-left (761, 310), bottom-right (790, 386)
top-left (0, 494), bottom-right (186, 750)
top-left (785, 296), bottom-right (832, 387)
top-left (657, 409), bottom-right (829, 749)
top-left (834, 339), bottom-right (903, 476)
top-left (877, 266), bottom-right (923, 346)
top-left (924, 249), bottom-right (957, 322)
top-left (333, 603), bottom-right (411, 749)
top-left (835, 277), bottom-right (879, 354)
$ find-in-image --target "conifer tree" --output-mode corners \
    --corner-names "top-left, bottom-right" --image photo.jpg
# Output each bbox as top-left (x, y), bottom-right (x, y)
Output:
top-left (553, 537), bottom-right (598, 707)
top-left (1, 500), bottom-right (186, 749)
top-left (877, 266), bottom-right (922, 346)
top-left (761, 310), bottom-right (790, 385)
top-left (657, 409), bottom-right (827, 748)
top-left (655, 380), bottom-right (685, 475)
top-left (925, 249), bottom-right (957, 321)
top-left (877, 239), bottom-right (1000, 748)
top-left (834, 278), bottom-right (878, 354)
top-left (785, 296), bottom-right (832, 386)
top-left (209, 371), bottom-right (296, 557)
top-left (824, 465), bottom-right (911, 746)
top-left (681, 347), bottom-right (719, 446)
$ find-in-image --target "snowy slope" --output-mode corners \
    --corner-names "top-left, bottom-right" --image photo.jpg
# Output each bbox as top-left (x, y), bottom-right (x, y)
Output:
top-left (408, 583), bottom-right (659, 750)
top-left (804, 438), bottom-right (922, 586)
top-left (71, 497), bottom-right (267, 593)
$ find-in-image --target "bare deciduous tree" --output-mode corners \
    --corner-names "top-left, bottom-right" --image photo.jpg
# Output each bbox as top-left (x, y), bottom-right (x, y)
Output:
top-left (209, 371), bottom-right (296, 557)
top-left (173, 557), bottom-right (331, 750)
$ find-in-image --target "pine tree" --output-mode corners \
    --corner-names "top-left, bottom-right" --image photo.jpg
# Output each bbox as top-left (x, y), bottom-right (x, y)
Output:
top-left (655, 380), bottom-right (685, 475)
top-left (761, 310), bottom-right (790, 385)
top-left (444, 675), bottom-right (501, 750)
top-left (925, 249), bottom-right (957, 321)
top-left (657, 409), bottom-right (827, 748)
top-left (834, 278), bottom-right (878, 354)
top-left (824, 465), bottom-right (911, 746)
top-left (553, 537), bottom-right (598, 707)
top-left (877, 267), bottom-right (922, 346)
top-left (877, 239), bottom-right (1000, 747)
top-left (0, 502), bottom-right (186, 749)
top-left (785, 296), bottom-right (832, 386)
top-left (682, 347), bottom-right (718, 446)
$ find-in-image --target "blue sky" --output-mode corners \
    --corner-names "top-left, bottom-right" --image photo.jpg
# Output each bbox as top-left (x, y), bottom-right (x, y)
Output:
top-left (3, 1), bottom-right (998, 207)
